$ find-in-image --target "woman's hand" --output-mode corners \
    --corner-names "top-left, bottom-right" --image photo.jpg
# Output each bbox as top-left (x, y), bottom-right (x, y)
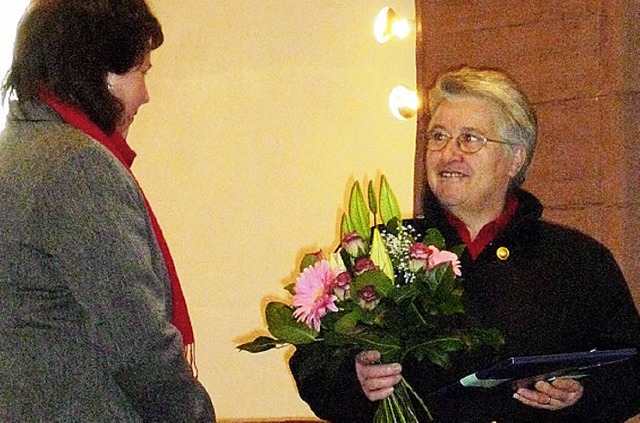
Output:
top-left (355, 350), bottom-right (403, 401)
top-left (513, 378), bottom-right (584, 410)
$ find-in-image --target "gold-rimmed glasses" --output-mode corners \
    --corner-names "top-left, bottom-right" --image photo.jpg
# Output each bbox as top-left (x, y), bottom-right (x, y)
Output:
top-left (425, 129), bottom-right (517, 154)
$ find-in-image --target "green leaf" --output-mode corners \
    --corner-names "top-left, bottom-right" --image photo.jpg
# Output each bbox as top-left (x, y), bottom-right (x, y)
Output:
top-left (367, 180), bottom-right (377, 216)
top-left (348, 182), bottom-right (371, 243)
top-left (299, 253), bottom-right (320, 272)
top-left (430, 337), bottom-right (466, 352)
top-left (409, 336), bottom-right (466, 368)
top-left (323, 330), bottom-right (356, 347)
top-left (340, 213), bottom-right (355, 239)
top-left (370, 228), bottom-right (394, 282)
top-left (352, 269), bottom-right (394, 298)
top-left (266, 302), bottom-right (318, 344)
top-left (236, 336), bottom-right (281, 353)
top-left (424, 348), bottom-right (452, 368)
top-left (283, 283), bottom-right (296, 295)
top-left (379, 175), bottom-right (401, 226)
top-left (449, 243), bottom-right (466, 258)
top-left (374, 302), bottom-right (413, 333)
top-left (389, 283), bottom-right (419, 304)
top-left (351, 332), bottom-right (402, 362)
top-left (384, 216), bottom-right (403, 236)
top-left (463, 328), bottom-right (505, 349)
top-left (423, 228), bottom-right (446, 250)
top-left (334, 308), bottom-right (369, 334)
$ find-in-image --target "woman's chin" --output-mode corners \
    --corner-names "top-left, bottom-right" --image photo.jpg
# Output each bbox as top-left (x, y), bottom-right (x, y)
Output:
top-left (117, 126), bottom-right (130, 139)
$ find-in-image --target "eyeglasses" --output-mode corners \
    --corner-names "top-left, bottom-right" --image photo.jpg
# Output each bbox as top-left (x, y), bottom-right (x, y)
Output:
top-left (425, 129), bottom-right (517, 154)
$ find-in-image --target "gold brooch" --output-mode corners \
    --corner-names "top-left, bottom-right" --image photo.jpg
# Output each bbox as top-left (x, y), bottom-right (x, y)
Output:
top-left (496, 247), bottom-right (510, 261)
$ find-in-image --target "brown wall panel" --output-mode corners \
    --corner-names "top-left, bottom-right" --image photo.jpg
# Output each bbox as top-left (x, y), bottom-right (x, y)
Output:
top-left (420, 15), bottom-right (605, 103)
top-left (415, 0), bottom-right (639, 297)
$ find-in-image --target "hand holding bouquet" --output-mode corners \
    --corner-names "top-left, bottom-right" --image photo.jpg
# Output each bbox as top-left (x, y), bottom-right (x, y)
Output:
top-left (238, 176), bottom-right (503, 422)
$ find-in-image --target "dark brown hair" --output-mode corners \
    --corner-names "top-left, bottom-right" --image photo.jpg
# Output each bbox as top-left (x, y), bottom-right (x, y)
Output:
top-left (3, 0), bottom-right (163, 134)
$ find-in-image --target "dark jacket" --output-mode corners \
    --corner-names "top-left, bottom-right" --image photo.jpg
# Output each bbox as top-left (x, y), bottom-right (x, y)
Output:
top-left (289, 189), bottom-right (640, 422)
top-left (0, 101), bottom-right (215, 422)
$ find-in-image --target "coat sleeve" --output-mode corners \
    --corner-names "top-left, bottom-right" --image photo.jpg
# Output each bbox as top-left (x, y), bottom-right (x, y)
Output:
top-left (37, 142), bottom-right (214, 421)
top-left (289, 343), bottom-right (378, 423)
top-left (574, 245), bottom-right (640, 421)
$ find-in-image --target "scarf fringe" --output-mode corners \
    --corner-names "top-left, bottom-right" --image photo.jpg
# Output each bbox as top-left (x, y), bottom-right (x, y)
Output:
top-left (185, 343), bottom-right (198, 379)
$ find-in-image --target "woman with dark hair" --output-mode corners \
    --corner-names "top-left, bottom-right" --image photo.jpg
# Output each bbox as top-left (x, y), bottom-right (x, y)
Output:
top-left (0, 0), bottom-right (215, 420)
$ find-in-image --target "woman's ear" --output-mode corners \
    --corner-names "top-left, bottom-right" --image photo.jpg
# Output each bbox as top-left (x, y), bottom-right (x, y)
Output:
top-left (508, 145), bottom-right (526, 178)
top-left (106, 72), bottom-right (116, 93)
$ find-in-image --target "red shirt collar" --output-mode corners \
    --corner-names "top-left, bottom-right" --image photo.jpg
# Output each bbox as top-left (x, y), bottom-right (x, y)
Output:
top-left (446, 195), bottom-right (519, 260)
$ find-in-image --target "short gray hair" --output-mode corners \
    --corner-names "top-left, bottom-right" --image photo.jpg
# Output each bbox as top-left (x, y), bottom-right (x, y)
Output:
top-left (427, 67), bottom-right (537, 189)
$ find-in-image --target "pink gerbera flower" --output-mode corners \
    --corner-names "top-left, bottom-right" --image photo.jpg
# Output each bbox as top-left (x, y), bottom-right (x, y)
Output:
top-left (292, 260), bottom-right (338, 331)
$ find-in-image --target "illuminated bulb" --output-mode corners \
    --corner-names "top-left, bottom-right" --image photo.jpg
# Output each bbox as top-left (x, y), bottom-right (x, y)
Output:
top-left (391, 18), bottom-right (411, 40)
top-left (389, 86), bottom-right (418, 120)
top-left (374, 7), bottom-right (413, 43)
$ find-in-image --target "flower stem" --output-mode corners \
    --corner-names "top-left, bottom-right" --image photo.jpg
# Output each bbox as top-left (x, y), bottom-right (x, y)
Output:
top-left (374, 376), bottom-right (431, 422)
top-left (400, 377), bottom-right (432, 421)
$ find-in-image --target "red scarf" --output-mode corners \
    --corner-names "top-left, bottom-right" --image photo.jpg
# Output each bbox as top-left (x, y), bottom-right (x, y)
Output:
top-left (40, 90), bottom-right (196, 373)
top-left (447, 195), bottom-right (519, 260)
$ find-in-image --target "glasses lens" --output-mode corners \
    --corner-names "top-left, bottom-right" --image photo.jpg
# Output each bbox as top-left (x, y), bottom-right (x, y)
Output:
top-left (457, 132), bottom-right (485, 153)
top-left (426, 130), bottom-right (450, 151)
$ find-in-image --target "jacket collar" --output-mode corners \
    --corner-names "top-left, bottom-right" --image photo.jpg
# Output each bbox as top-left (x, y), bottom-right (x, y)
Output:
top-left (417, 187), bottom-right (544, 242)
top-left (7, 99), bottom-right (63, 123)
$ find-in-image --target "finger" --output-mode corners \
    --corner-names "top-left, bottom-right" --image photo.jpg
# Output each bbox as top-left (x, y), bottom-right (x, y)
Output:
top-left (551, 378), bottom-right (583, 393)
top-left (533, 380), bottom-right (568, 401)
top-left (513, 389), bottom-right (558, 410)
top-left (361, 373), bottom-right (403, 394)
top-left (356, 350), bottom-right (381, 365)
top-left (364, 386), bottom-right (395, 402)
top-left (355, 351), bottom-right (402, 401)
top-left (354, 352), bottom-right (401, 402)
top-left (358, 362), bottom-right (402, 380)
top-left (535, 379), bottom-right (583, 405)
top-left (514, 387), bottom-right (553, 408)
top-left (550, 379), bottom-right (584, 406)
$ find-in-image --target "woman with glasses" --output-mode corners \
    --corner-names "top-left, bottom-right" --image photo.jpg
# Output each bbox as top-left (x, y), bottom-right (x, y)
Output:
top-left (289, 67), bottom-right (640, 422)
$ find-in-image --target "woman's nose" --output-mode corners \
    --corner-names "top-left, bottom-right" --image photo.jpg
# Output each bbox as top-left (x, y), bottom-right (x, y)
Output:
top-left (441, 135), bottom-right (464, 157)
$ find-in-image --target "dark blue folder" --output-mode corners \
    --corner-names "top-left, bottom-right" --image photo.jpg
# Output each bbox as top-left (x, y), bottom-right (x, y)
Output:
top-left (437, 348), bottom-right (637, 397)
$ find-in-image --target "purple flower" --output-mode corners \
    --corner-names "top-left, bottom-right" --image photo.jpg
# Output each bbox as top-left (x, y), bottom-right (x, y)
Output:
top-left (352, 257), bottom-right (378, 276)
top-left (358, 285), bottom-right (380, 311)
top-left (342, 232), bottom-right (368, 257)
top-left (409, 242), bottom-right (431, 273)
top-left (334, 271), bottom-right (352, 301)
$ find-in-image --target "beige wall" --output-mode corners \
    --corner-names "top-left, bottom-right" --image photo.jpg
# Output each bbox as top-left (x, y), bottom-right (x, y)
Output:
top-left (129, 1), bottom-right (416, 419)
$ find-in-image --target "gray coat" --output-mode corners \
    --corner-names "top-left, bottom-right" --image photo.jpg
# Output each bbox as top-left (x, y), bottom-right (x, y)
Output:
top-left (0, 101), bottom-right (215, 422)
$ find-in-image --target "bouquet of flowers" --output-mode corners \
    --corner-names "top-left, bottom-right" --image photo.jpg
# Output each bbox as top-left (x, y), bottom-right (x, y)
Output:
top-left (238, 176), bottom-right (503, 422)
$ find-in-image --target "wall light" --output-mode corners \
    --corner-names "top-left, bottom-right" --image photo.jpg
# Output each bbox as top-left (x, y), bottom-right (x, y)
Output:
top-left (0, 1), bottom-right (29, 132)
top-left (374, 6), bottom-right (413, 44)
top-left (389, 85), bottom-right (419, 120)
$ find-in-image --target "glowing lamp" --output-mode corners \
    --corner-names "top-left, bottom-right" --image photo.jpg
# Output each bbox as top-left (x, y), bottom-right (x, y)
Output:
top-left (389, 85), bottom-right (418, 120)
top-left (374, 7), bottom-right (413, 43)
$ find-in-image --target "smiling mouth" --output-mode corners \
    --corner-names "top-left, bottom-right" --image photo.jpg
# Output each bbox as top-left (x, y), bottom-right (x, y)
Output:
top-left (440, 171), bottom-right (467, 178)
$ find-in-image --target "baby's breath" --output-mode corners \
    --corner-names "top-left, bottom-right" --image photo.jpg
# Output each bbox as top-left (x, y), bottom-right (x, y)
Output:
top-left (381, 224), bottom-right (421, 286)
